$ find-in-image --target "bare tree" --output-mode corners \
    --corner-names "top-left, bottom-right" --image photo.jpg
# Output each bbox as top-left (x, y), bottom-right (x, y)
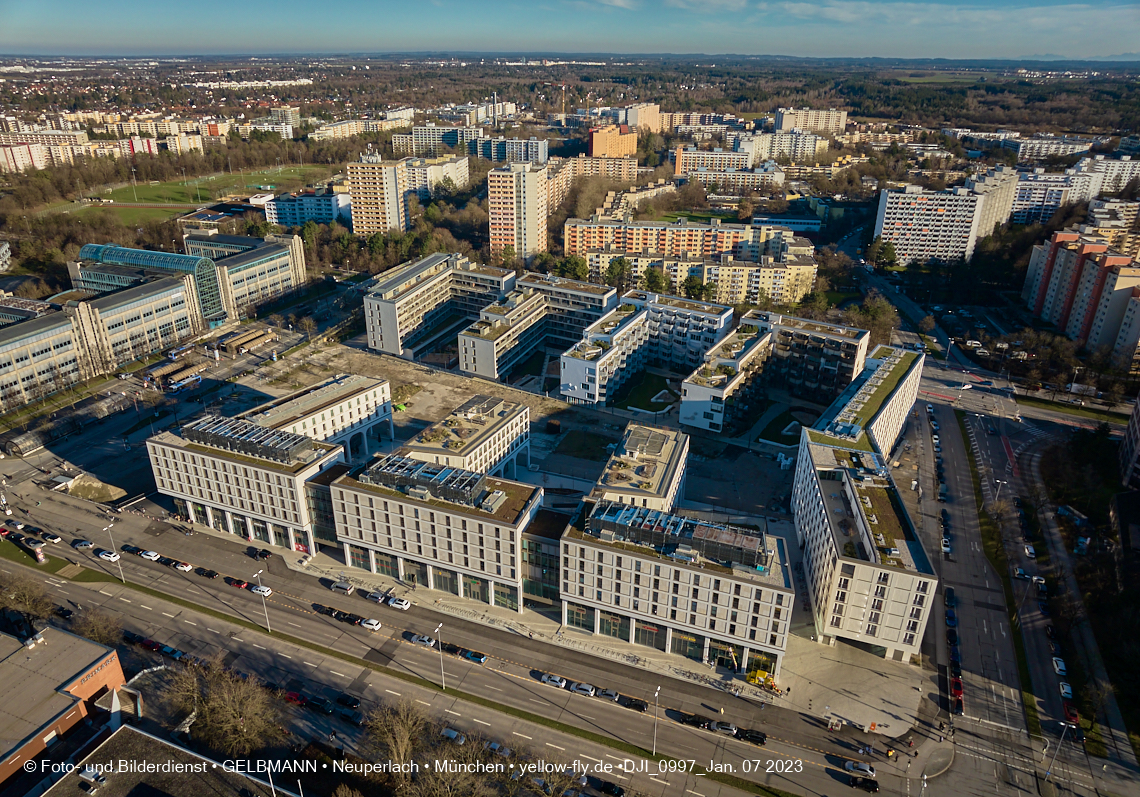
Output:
top-left (411, 730), bottom-right (496, 797)
top-left (1, 570), bottom-right (54, 620)
top-left (268, 313), bottom-right (286, 328)
top-left (299, 316), bottom-right (318, 342)
top-left (919, 315), bottom-right (936, 334)
top-left (366, 699), bottom-right (429, 789)
top-left (163, 655), bottom-right (283, 757)
top-left (71, 608), bottom-right (122, 646)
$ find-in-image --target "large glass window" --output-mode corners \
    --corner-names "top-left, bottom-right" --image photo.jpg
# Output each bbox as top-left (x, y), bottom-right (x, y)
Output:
top-left (405, 560), bottom-right (429, 590)
top-left (634, 620), bottom-right (667, 651)
top-left (374, 552), bottom-right (399, 578)
top-left (432, 567), bottom-right (459, 596)
top-left (599, 610), bottom-right (630, 641)
top-left (670, 630), bottom-right (704, 661)
top-left (464, 576), bottom-right (490, 605)
top-left (348, 544), bottom-right (371, 571)
top-left (493, 583), bottom-right (518, 612)
top-left (565, 602), bottom-right (594, 632)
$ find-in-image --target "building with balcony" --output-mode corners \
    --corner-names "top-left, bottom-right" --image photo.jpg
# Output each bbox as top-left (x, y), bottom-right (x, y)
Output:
top-left (488, 162), bottom-right (550, 260)
top-left (560, 291), bottom-right (733, 406)
top-left (680, 313), bottom-right (772, 434)
top-left (329, 455), bottom-right (544, 612)
top-left (774, 107), bottom-right (848, 135)
top-left (562, 499), bottom-right (794, 676)
top-left (792, 345), bottom-right (932, 663)
top-left (589, 124), bottom-right (638, 158)
top-left (590, 424), bottom-right (688, 512)
top-left (400, 395), bottom-right (530, 477)
top-left (760, 313), bottom-right (870, 400)
top-left (364, 253), bottom-right (515, 357)
top-left (147, 415), bottom-right (346, 554)
top-left (265, 189), bottom-right (351, 227)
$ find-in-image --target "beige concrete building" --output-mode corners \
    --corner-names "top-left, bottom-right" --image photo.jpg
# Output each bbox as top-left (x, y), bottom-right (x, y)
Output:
top-left (330, 455), bottom-right (544, 611)
top-left (400, 395), bottom-right (530, 477)
top-left (0, 142), bottom-right (47, 173)
top-left (488, 162), bottom-right (550, 259)
top-left (348, 153), bottom-right (411, 234)
top-left (774, 107), bottom-right (848, 135)
top-left (591, 424), bottom-right (688, 511)
top-left (624, 103), bottom-right (661, 134)
top-left (589, 124), bottom-right (638, 159)
top-left (148, 415), bottom-right (346, 554)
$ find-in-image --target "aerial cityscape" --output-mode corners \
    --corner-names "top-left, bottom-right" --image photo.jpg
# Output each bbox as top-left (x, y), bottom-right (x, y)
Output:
top-left (0, 7), bottom-right (1138, 797)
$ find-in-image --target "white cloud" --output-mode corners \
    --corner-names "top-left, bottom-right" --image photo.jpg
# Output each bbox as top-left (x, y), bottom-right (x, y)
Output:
top-left (666, 0), bottom-right (751, 10)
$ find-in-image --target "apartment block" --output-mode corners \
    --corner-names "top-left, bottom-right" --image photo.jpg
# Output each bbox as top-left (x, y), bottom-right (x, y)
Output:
top-left (0, 142), bottom-right (47, 173)
top-left (347, 153), bottom-right (411, 235)
top-left (147, 415), bottom-right (346, 554)
top-left (329, 455), bottom-right (544, 612)
top-left (1003, 135), bottom-right (1095, 162)
top-left (564, 216), bottom-right (758, 260)
top-left (762, 312), bottom-right (871, 402)
top-left (240, 373), bottom-right (393, 460)
top-left (591, 424), bottom-right (688, 511)
top-left (562, 154), bottom-right (639, 183)
top-left (364, 253), bottom-right (514, 357)
top-left (560, 291), bottom-right (733, 406)
top-left (682, 163), bottom-right (785, 195)
top-left (0, 130), bottom-right (88, 146)
top-left (309, 118), bottom-right (412, 140)
top-left (1088, 199), bottom-right (1140, 258)
top-left (731, 131), bottom-right (829, 163)
top-left (792, 346), bottom-right (933, 662)
top-left (1011, 169), bottom-right (1076, 224)
top-left (266, 189), bottom-right (351, 227)
top-left (393, 124), bottom-right (486, 157)
top-left (624, 103), bottom-right (661, 133)
top-left (269, 106), bottom-right (301, 127)
top-left (563, 499), bottom-right (794, 675)
top-left (680, 313), bottom-right (773, 434)
top-left (963, 165), bottom-right (1019, 237)
top-left (458, 274), bottom-right (618, 380)
top-left (488, 162), bottom-right (550, 259)
top-left (472, 137), bottom-right (549, 164)
top-left (589, 125), bottom-right (638, 159)
top-left (674, 147), bottom-right (751, 174)
top-left (400, 395), bottom-right (530, 477)
top-left (774, 108), bottom-right (847, 135)
top-left (874, 185), bottom-right (987, 264)
top-left (1119, 397), bottom-right (1140, 488)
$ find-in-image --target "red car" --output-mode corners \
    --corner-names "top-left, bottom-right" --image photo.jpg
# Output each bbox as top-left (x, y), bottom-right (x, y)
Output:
top-left (283, 692), bottom-right (307, 706)
top-left (231, 580), bottom-right (250, 589)
top-left (1063, 701), bottom-right (1080, 724)
top-left (141, 639), bottom-right (161, 651)
top-left (950, 677), bottom-right (964, 698)
top-left (0, 528), bottom-right (10, 537)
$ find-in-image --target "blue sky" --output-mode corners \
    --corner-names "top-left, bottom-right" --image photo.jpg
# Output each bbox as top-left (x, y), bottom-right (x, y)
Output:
top-left (0, 0), bottom-right (1136, 59)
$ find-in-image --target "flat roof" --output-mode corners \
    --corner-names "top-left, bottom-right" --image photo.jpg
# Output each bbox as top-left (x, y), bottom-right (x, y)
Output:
top-left (401, 395), bottom-right (528, 460)
top-left (525, 509), bottom-right (572, 542)
top-left (43, 725), bottom-right (286, 797)
top-left (686, 319), bottom-right (769, 387)
top-left (335, 469), bottom-right (540, 526)
top-left (594, 424), bottom-right (687, 502)
top-left (150, 429), bottom-right (340, 475)
top-left (242, 373), bottom-right (388, 430)
top-left (87, 277), bottom-right (187, 311)
top-left (519, 272), bottom-right (615, 297)
top-left (214, 243), bottom-right (288, 271)
top-left (625, 290), bottom-right (730, 316)
top-left (0, 628), bottom-right (116, 760)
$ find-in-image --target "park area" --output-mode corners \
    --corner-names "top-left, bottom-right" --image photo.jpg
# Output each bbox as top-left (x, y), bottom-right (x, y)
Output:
top-left (98, 165), bottom-right (336, 205)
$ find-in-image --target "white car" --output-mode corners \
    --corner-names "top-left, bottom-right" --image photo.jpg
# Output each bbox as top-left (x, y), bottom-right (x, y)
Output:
top-left (941, 539), bottom-right (951, 554)
top-left (41, 532), bottom-right (62, 544)
top-left (388, 596), bottom-right (411, 611)
top-left (569, 682), bottom-right (596, 697)
top-left (1059, 682), bottom-right (1073, 700)
top-left (541, 673), bottom-right (568, 689)
top-left (958, 383), bottom-right (972, 391)
top-left (1025, 544), bottom-right (1037, 559)
top-left (926, 404), bottom-right (934, 414)
top-left (410, 634), bottom-right (436, 648)
top-left (99, 550), bottom-right (121, 562)
top-left (845, 761), bottom-right (876, 778)
top-left (174, 561), bottom-right (192, 572)
top-left (361, 618), bottom-right (382, 631)
top-left (139, 550), bottom-right (160, 561)
top-left (1032, 575), bottom-right (1045, 585)
top-left (365, 591), bottom-right (387, 603)
top-left (932, 435), bottom-right (940, 445)
top-left (1052, 657), bottom-right (1067, 676)
top-left (250, 585), bottom-right (272, 597)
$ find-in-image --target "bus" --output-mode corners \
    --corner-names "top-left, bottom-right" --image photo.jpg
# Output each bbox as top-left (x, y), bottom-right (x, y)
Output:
top-left (167, 374), bottom-right (202, 393)
top-left (167, 345), bottom-right (195, 361)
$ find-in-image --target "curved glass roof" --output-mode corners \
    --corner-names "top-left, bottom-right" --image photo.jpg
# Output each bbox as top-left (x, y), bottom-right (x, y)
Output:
top-left (78, 243), bottom-right (225, 321)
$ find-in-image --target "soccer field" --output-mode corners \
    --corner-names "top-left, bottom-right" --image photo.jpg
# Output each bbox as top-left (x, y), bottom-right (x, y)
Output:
top-left (101, 164), bottom-right (336, 205)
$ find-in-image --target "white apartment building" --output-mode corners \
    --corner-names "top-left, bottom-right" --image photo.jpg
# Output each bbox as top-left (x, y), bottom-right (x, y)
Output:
top-left (348, 153), bottom-right (411, 235)
top-left (624, 103), bottom-right (661, 133)
top-left (874, 185), bottom-right (986, 264)
top-left (732, 131), bottom-right (829, 163)
top-left (404, 155), bottom-right (470, 199)
top-left (591, 424), bottom-right (688, 512)
top-left (792, 346), bottom-right (933, 663)
top-left (392, 124), bottom-right (486, 157)
top-left (309, 118), bottom-right (412, 141)
top-left (964, 165), bottom-right (1019, 237)
top-left (147, 415), bottom-right (346, 555)
top-left (1011, 169), bottom-right (1076, 224)
top-left (400, 395), bottom-right (530, 477)
top-left (774, 108), bottom-right (848, 135)
top-left (0, 143), bottom-right (47, 173)
top-left (674, 148), bottom-right (751, 174)
top-left (266, 189), bottom-right (351, 227)
top-left (682, 163), bottom-right (785, 194)
top-left (330, 455), bottom-right (544, 612)
top-left (1003, 135), bottom-right (1095, 162)
top-left (241, 374), bottom-right (393, 461)
top-left (458, 273), bottom-right (618, 381)
top-left (488, 162), bottom-right (550, 259)
top-left (473, 137), bottom-right (549, 164)
top-left (680, 314), bottom-right (772, 433)
top-left (564, 500), bottom-right (795, 676)
top-left (561, 291), bottom-right (733, 406)
top-left (364, 253), bottom-right (515, 357)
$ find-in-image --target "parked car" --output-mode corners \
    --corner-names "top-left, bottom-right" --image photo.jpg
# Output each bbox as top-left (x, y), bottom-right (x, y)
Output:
top-left (1052, 658), bottom-right (1067, 676)
top-left (411, 634), bottom-right (436, 648)
top-left (157, 557), bottom-right (176, 567)
top-left (1063, 702), bottom-right (1080, 724)
top-left (623, 697), bottom-right (648, 712)
top-left (231, 580), bottom-right (250, 589)
top-left (681, 713), bottom-right (713, 727)
top-left (1046, 625), bottom-right (1057, 640)
top-left (55, 606), bottom-right (74, 620)
top-left (98, 550), bottom-right (120, 562)
top-left (338, 708), bottom-right (365, 726)
top-left (541, 673), bottom-right (568, 688)
top-left (463, 650), bottom-right (488, 664)
top-left (197, 568), bottom-right (219, 579)
top-left (569, 682), bottom-right (596, 697)
top-left (256, 549), bottom-right (273, 560)
top-left (365, 591), bottom-right (387, 603)
top-left (174, 561), bottom-right (192, 572)
top-left (1059, 682), bottom-right (1073, 700)
top-left (140, 639), bottom-right (161, 651)
top-left (307, 697), bottom-right (335, 715)
top-left (122, 630), bottom-right (144, 644)
top-left (388, 596), bottom-right (411, 610)
top-left (336, 693), bottom-right (361, 709)
top-left (139, 550), bottom-right (160, 561)
top-left (945, 609), bottom-right (957, 627)
top-left (844, 762), bottom-right (876, 778)
top-left (941, 539), bottom-right (951, 554)
top-left (850, 777), bottom-right (879, 793)
top-left (737, 728), bottom-right (767, 746)
top-left (74, 539), bottom-right (94, 549)
top-left (944, 587), bottom-right (956, 607)
top-left (441, 727), bottom-right (466, 745)
top-left (1015, 568), bottom-right (1030, 580)
top-left (41, 532), bottom-right (61, 544)
top-left (283, 692), bottom-right (307, 706)
top-left (950, 677), bottom-right (963, 698)
top-left (484, 741), bottom-right (512, 757)
top-left (361, 618), bottom-right (382, 631)
top-left (946, 629), bottom-right (959, 646)
top-left (250, 585), bottom-right (272, 597)
top-left (1025, 544), bottom-right (1036, 559)
top-left (342, 613), bottom-right (364, 626)
top-left (597, 689), bottom-right (620, 702)
top-left (712, 721), bottom-right (738, 735)
top-left (953, 697), bottom-right (964, 715)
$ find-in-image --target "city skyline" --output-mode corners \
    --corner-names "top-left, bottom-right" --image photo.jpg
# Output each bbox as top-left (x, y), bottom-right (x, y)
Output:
top-left (0, 0), bottom-right (1138, 60)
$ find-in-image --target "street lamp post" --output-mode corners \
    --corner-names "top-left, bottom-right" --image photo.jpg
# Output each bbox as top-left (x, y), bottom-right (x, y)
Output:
top-left (435, 622), bottom-right (445, 691)
top-left (1044, 723), bottom-right (1075, 781)
top-left (253, 569), bottom-right (271, 633)
top-left (652, 686), bottom-right (661, 755)
top-left (994, 479), bottom-right (1008, 503)
top-left (102, 523), bottom-right (125, 583)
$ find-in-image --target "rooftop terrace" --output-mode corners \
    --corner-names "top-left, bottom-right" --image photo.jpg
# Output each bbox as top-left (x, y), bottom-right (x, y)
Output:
top-left (402, 395), bottom-right (528, 458)
top-left (685, 320), bottom-right (769, 388)
top-left (594, 424), bottom-right (687, 502)
top-left (242, 374), bottom-right (388, 430)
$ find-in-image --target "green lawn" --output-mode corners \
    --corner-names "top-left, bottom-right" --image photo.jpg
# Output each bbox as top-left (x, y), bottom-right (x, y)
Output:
top-left (758, 410), bottom-right (802, 445)
top-left (824, 290), bottom-right (861, 306)
top-left (1015, 395), bottom-right (1130, 424)
top-left (611, 372), bottom-right (676, 411)
top-left (101, 165), bottom-right (335, 205)
top-left (553, 431), bottom-right (616, 462)
top-left (75, 205), bottom-right (185, 224)
top-left (658, 210), bottom-right (734, 224)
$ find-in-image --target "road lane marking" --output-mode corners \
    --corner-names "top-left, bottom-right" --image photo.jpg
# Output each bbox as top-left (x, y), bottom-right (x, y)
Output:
top-left (686, 791), bottom-right (706, 797)
top-left (385, 690), bottom-right (401, 696)
top-left (208, 628), bottom-right (219, 633)
top-left (486, 686), bottom-right (502, 691)
top-left (118, 598), bottom-right (131, 603)
top-left (288, 622), bottom-right (301, 627)
top-left (253, 644), bottom-right (266, 649)
top-left (141, 605), bottom-right (153, 610)
top-left (304, 662), bottom-right (317, 667)
top-left (546, 743), bottom-right (564, 751)
top-left (416, 700), bottom-right (431, 706)
top-left (162, 612), bottom-right (175, 618)
top-left (184, 621), bottom-right (197, 626)
top-left (279, 653), bottom-right (292, 659)
top-left (650, 778), bottom-right (669, 785)
top-left (513, 732), bottom-right (532, 739)
top-left (474, 719), bottom-right (490, 726)
top-left (580, 714), bottom-right (595, 720)
top-left (331, 671), bottom-right (346, 677)
top-left (529, 699), bottom-right (545, 705)
top-left (99, 590), bottom-right (112, 596)
top-left (605, 754), bottom-right (623, 761)
top-left (445, 710), bottom-right (460, 716)
top-left (579, 755), bottom-right (601, 763)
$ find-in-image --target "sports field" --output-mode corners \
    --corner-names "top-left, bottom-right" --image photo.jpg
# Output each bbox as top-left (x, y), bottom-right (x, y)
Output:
top-left (100, 165), bottom-right (335, 205)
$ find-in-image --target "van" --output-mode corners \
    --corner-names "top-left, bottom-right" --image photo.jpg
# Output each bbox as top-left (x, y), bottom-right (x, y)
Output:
top-left (330, 581), bottom-right (354, 595)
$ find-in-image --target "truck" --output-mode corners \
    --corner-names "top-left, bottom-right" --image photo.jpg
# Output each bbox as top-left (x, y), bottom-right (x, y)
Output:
top-left (1066, 383), bottom-right (1100, 398)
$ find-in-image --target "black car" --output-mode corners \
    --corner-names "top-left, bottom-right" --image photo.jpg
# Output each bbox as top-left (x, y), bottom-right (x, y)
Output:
top-left (343, 613), bottom-right (364, 626)
top-left (945, 587), bottom-right (957, 608)
top-left (9, 532), bottom-right (24, 543)
top-left (1046, 625), bottom-right (1057, 640)
top-left (949, 646), bottom-right (961, 664)
top-left (332, 610), bottom-right (348, 622)
top-left (307, 697), bottom-right (335, 715)
top-left (1013, 496), bottom-right (1023, 508)
top-left (121, 544), bottom-right (141, 554)
top-left (850, 777), bottom-right (880, 793)
top-left (737, 728), bottom-right (767, 746)
top-left (338, 708), bottom-right (365, 726)
top-left (941, 508), bottom-right (950, 522)
top-left (256, 549), bottom-right (273, 560)
top-left (158, 556), bottom-right (176, 567)
top-left (336, 693), bottom-right (361, 709)
top-left (950, 660), bottom-right (962, 677)
top-left (623, 698), bottom-right (648, 712)
top-left (599, 783), bottom-right (626, 796)
top-left (314, 604), bottom-right (335, 616)
top-left (953, 697), bottom-right (965, 715)
top-left (946, 629), bottom-right (959, 646)
top-left (123, 630), bottom-right (144, 644)
top-left (1038, 601), bottom-right (1050, 617)
top-left (54, 606), bottom-right (73, 620)
top-left (681, 713), bottom-right (713, 727)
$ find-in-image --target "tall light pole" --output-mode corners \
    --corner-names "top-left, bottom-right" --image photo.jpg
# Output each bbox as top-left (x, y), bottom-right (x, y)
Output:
top-left (253, 569), bottom-right (271, 633)
top-left (994, 479), bottom-right (1008, 503)
top-left (1045, 723), bottom-right (1075, 781)
top-left (434, 622), bottom-right (445, 691)
top-left (652, 685), bottom-right (661, 755)
top-left (102, 523), bottom-right (125, 583)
